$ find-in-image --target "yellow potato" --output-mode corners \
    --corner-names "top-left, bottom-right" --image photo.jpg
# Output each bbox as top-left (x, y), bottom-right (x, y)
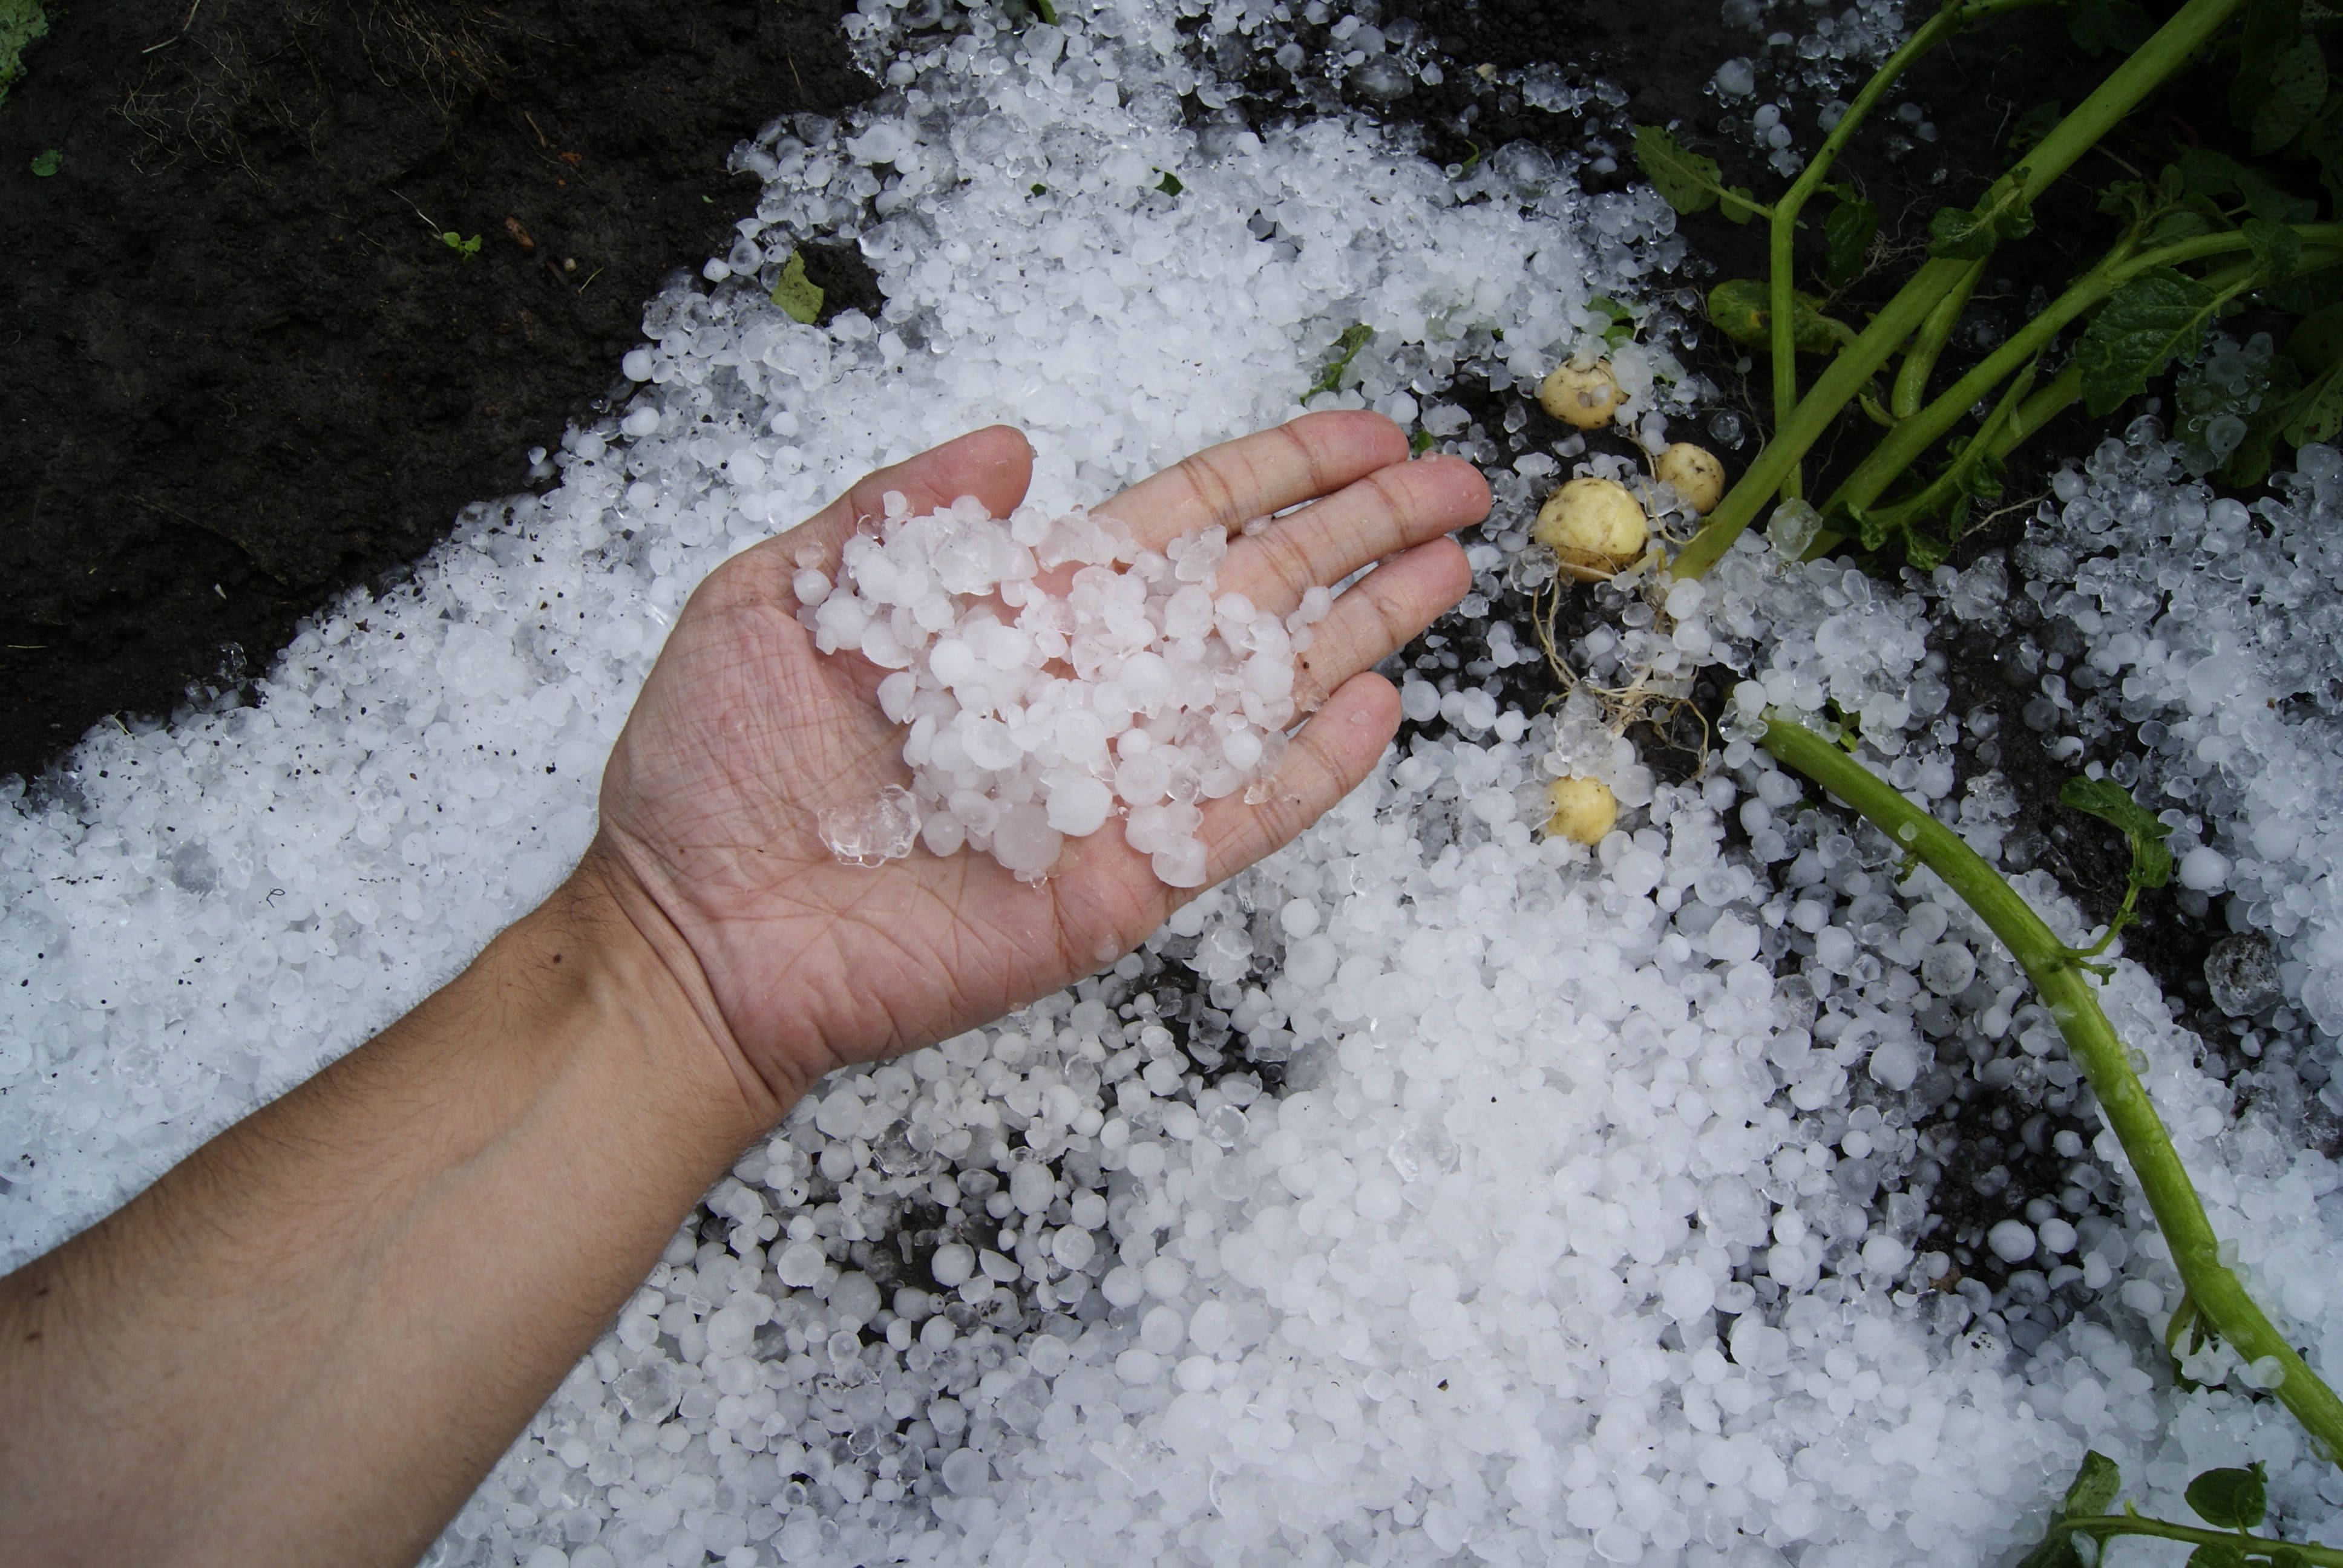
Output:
top-left (1542, 776), bottom-right (1619, 845)
top-left (1533, 477), bottom-right (1649, 581)
top-left (1537, 361), bottom-right (1624, 429)
top-left (1655, 442), bottom-right (1726, 514)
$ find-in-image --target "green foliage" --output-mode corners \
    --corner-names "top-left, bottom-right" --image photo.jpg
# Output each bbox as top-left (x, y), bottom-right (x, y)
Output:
top-left (2237, 0), bottom-right (2327, 153)
top-left (1823, 193), bottom-right (1878, 288)
top-left (1585, 295), bottom-right (1637, 350)
top-left (2077, 268), bottom-right (2222, 416)
top-left (30, 147), bottom-right (59, 177)
top-left (2067, 0), bottom-right (2155, 55)
top-left (2065, 1451), bottom-right (2125, 1518)
top-left (439, 231), bottom-right (483, 261)
top-left (2060, 776), bottom-right (2175, 890)
top-left (770, 251), bottom-right (825, 324)
top-left (2191, 1544), bottom-right (2253, 1568)
top-left (2014, 1453), bottom-right (2332, 1568)
top-left (2187, 1464), bottom-right (2270, 1530)
top-left (1155, 170), bottom-right (1183, 196)
top-left (2176, 147), bottom-right (2318, 224)
top-left (1305, 324), bottom-right (1373, 400)
top-left (1409, 428), bottom-right (1436, 456)
top-left (1926, 187), bottom-right (2036, 260)
top-left (1633, 124), bottom-right (1762, 223)
top-left (1706, 279), bottom-right (1853, 354)
top-left (2009, 100), bottom-right (2065, 157)
top-left (0, 0), bottom-right (47, 106)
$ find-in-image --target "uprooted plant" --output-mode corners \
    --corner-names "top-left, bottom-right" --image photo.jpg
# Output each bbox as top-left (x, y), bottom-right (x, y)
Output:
top-left (1757, 711), bottom-right (2343, 1520)
top-left (1645, 0), bottom-right (2343, 575)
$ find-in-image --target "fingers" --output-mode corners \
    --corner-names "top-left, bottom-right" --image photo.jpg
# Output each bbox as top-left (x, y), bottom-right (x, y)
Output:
top-left (768, 425), bottom-right (1036, 573)
top-left (1288, 538), bottom-right (1472, 711)
top-left (1198, 673), bottom-right (1401, 882)
top-left (1218, 453), bottom-right (1489, 616)
top-left (1095, 411), bottom-right (1409, 551)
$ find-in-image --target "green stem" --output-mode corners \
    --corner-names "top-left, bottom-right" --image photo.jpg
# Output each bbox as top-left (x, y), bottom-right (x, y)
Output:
top-left (1852, 361), bottom-right (2083, 537)
top-left (1673, 0), bottom-right (2252, 579)
top-left (1892, 256), bottom-right (1987, 420)
top-left (1765, 0), bottom-right (2045, 504)
top-left (1758, 713), bottom-right (2343, 1465)
top-left (1827, 233), bottom-right (2343, 524)
top-left (2053, 1515), bottom-right (2343, 1565)
top-left (1855, 358), bottom-right (2046, 536)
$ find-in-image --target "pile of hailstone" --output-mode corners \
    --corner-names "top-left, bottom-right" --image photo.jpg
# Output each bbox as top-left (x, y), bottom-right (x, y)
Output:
top-left (802, 492), bottom-right (1322, 886)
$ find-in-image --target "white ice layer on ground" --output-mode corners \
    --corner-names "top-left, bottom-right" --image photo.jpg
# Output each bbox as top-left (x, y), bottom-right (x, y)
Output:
top-left (4, 3), bottom-right (2343, 1567)
top-left (2034, 433), bottom-right (2343, 1047)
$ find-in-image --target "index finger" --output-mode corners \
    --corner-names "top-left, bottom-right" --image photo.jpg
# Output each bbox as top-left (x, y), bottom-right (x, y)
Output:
top-left (1095, 410), bottom-right (1410, 552)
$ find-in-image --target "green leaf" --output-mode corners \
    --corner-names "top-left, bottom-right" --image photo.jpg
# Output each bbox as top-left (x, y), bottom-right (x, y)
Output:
top-left (1033, 0), bottom-right (1058, 21)
top-left (1824, 195), bottom-right (1878, 288)
top-left (2075, 268), bottom-right (2220, 417)
top-left (1030, 182), bottom-right (1047, 195)
top-left (2238, 0), bottom-right (2324, 150)
top-left (2187, 1545), bottom-right (2249, 1568)
top-left (2011, 1534), bottom-right (2085, 1568)
top-left (2270, 1547), bottom-right (2313, 1568)
top-left (2284, 356), bottom-right (2343, 443)
top-left (2061, 1451), bottom-right (2123, 1518)
top-left (2219, 354), bottom-right (2302, 487)
top-left (2010, 100), bottom-right (2063, 157)
top-left (2258, 36), bottom-right (2329, 152)
top-left (2180, 146), bottom-right (2317, 224)
top-left (1156, 170), bottom-right (1184, 196)
top-left (1635, 123), bottom-right (1736, 217)
top-left (1410, 428), bottom-right (1436, 456)
top-left (1306, 322), bottom-right (1373, 399)
top-left (2263, 261), bottom-right (2343, 315)
top-left (441, 231), bottom-right (482, 260)
top-left (29, 146), bottom-right (59, 177)
top-left (2289, 301), bottom-right (2343, 368)
top-left (770, 250), bottom-right (825, 324)
top-left (1927, 189), bottom-right (2035, 261)
top-left (0, 0), bottom-right (50, 107)
top-left (2246, 217), bottom-right (2304, 284)
top-left (2186, 1463), bottom-right (2269, 1530)
top-left (1586, 295), bottom-right (1637, 349)
top-left (2060, 777), bottom-right (2175, 890)
top-left (1902, 527), bottom-right (1949, 570)
top-left (2068, 0), bottom-right (2155, 54)
top-left (1706, 279), bottom-right (1852, 355)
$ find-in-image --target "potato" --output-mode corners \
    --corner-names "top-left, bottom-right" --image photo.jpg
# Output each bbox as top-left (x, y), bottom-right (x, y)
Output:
top-left (1655, 442), bottom-right (1726, 514)
top-left (1533, 477), bottom-right (1649, 581)
top-left (1542, 776), bottom-right (1619, 844)
top-left (1537, 360), bottom-right (1624, 429)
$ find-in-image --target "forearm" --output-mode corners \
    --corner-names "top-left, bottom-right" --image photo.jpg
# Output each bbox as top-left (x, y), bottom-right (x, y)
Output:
top-left (0, 850), bottom-right (781, 1568)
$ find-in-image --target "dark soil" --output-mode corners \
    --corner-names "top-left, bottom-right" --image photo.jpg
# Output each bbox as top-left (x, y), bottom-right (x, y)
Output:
top-left (0, 0), bottom-right (873, 782)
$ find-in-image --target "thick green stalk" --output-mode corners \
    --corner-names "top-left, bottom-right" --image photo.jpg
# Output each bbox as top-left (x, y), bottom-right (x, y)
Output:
top-left (1826, 232), bottom-right (2343, 523)
top-left (1760, 714), bottom-right (2343, 1464)
top-left (2051, 1517), bottom-right (2343, 1564)
top-left (1892, 256), bottom-right (1985, 419)
top-left (1676, 259), bottom-right (1972, 577)
top-left (1674, 0), bottom-right (2251, 579)
top-left (1840, 361), bottom-right (2082, 538)
top-left (1764, 1), bottom-right (2030, 498)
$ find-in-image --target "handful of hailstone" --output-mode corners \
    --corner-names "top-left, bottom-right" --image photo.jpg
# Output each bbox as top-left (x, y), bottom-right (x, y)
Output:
top-left (798, 491), bottom-right (1323, 887)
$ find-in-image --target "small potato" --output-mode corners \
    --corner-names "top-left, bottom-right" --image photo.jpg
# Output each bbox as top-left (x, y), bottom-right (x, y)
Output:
top-left (1655, 442), bottom-right (1726, 514)
top-left (1542, 776), bottom-right (1618, 845)
top-left (1537, 360), bottom-right (1624, 429)
top-left (1533, 477), bottom-right (1649, 581)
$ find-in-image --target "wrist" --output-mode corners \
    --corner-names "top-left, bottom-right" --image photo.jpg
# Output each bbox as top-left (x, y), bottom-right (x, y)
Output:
top-left (540, 846), bottom-right (803, 1142)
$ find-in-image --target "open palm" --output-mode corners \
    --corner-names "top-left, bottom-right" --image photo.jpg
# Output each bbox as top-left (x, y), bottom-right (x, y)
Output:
top-left (591, 413), bottom-right (1489, 1107)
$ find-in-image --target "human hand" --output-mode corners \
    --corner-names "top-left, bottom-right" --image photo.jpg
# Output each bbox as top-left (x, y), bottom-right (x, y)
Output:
top-left (585, 412), bottom-right (1490, 1119)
